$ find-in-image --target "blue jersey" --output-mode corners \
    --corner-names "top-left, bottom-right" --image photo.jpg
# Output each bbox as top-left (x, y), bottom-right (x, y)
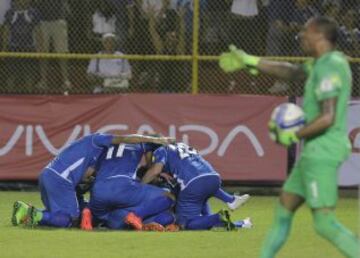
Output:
top-left (96, 143), bottom-right (158, 180)
top-left (152, 143), bottom-right (219, 190)
top-left (45, 133), bottom-right (114, 186)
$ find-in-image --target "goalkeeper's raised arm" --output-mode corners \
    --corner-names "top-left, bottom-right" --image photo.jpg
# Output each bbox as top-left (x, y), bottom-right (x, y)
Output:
top-left (219, 45), bottom-right (307, 82)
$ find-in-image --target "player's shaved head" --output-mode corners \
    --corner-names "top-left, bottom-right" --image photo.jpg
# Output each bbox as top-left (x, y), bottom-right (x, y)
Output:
top-left (307, 16), bottom-right (338, 45)
top-left (301, 16), bottom-right (338, 56)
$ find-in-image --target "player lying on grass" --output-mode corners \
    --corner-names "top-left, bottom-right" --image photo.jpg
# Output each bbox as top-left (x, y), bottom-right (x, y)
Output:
top-left (87, 142), bottom-right (177, 231)
top-left (220, 16), bottom-right (359, 258)
top-left (11, 133), bottom-right (174, 228)
top-left (142, 142), bottom-right (252, 230)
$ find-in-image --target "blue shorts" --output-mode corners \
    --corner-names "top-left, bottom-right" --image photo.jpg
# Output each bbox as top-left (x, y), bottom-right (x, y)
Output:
top-left (39, 169), bottom-right (79, 219)
top-left (176, 174), bottom-right (221, 226)
top-left (90, 177), bottom-right (166, 220)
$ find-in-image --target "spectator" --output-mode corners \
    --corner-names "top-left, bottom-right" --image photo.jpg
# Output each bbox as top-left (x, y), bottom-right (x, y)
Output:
top-left (87, 0), bottom-right (117, 53)
top-left (0, 0), bottom-right (12, 90)
top-left (338, 8), bottom-right (360, 96)
top-left (202, 0), bottom-right (232, 55)
top-left (141, 0), bottom-right (169, 18)
top-left (265, 0), bottom-right (295, 93)
top-left (229, 0), bottom-right (261, 54)
top-left (338, 9), bottom-right (360, 56)
top-left (174, 0), bottom-right (206, 53)
top-left (109, 0), bottom-right (135, 50)
top-left (265, 0), bottom-right (293, 56)
top-left (147, 7), bottom-right (187, 92)
top-left (0, 0), bottom-right (11, 38)
top-left (34, 0), bottom-right (71, 92)
top-left (322, 0), bottom-right (341, 20)
top-left (342, 0), bottom-right (359, 9)
top-left (3, 0), bottom-right (42, 91)
top-left (288, 0), bottom-right (319, 55)
top-left (87, 33), bottom-right (132, 94)
top-left (128, 0), bottom-right (169, 91)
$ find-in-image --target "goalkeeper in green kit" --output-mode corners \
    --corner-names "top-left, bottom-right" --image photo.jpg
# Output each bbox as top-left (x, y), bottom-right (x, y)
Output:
top-left (219, 16), bottom-right (359, 258)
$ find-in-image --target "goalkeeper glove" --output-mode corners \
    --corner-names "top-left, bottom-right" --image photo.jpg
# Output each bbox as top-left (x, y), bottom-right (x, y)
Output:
top-left (268, 121), bottom-right (299, 148)
top-left (229, 45), bottom-right (260, 67)
top-left (219, 45), bottom-right (261, 75)
top-left (277, 130), bottom-right (299, 147)
top-left (219, 52), bottom-right (246, 73)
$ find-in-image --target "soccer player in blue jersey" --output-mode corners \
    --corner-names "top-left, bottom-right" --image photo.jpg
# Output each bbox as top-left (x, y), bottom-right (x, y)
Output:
top-left (142, 142), bottom-right (251, 230)
top-left (11, 133), bottom-right (173, 228)
top-left (89, 142), bottom-right (176, 231)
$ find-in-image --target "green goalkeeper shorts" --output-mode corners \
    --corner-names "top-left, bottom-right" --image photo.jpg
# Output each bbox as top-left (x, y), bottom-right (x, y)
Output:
top-left (283, 156), bottom-right (341, 209)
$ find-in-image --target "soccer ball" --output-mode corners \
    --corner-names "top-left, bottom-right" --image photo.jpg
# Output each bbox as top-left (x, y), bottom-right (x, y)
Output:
top-left (269, 103), bottom-right (305, 141)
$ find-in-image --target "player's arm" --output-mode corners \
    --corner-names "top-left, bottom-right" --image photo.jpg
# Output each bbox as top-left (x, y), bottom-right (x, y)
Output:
top-left (111, 134), bottom-right (174, 145)
top-left (296, 97), bottom-right (336, 139)
top-left (273, 98), bottom-right (337, 147)
top-left (219, 45), bottom-right (307, 82)
top-left (142, 163), bottom-right (164, 184)
top-left (273, 63), bottom-right (341, 147)
top-left (257, 60), bottom-right (307, 81)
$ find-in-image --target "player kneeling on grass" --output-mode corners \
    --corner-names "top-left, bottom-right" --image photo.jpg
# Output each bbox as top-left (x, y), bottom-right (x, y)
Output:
top-left (88, 142), bottom-right (178, 231)
top-left (220, 16), bottom-right (359, 258)
top-left (144, 170), bottom-right (252, 231)
top-left (142, 142), bottom-right (252, 230)
top-left (11, 133), bottom-right (174, 229)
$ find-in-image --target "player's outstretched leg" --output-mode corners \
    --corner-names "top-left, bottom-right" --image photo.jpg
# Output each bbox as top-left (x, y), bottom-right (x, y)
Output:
top-left (11, 201), bottom-right (31, 226)
top-left (184, 209), bottom-right (235, 231)
top-left (26, 208), bottom-right (73, 228)
top-left (313, 209), bottom-right (359, 258)
top-left (214, 188), bottom-right (250, 211)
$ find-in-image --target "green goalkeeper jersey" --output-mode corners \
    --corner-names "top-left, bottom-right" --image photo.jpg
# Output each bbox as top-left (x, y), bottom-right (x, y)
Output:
top-left (301, 51), bottom-right (352, 161)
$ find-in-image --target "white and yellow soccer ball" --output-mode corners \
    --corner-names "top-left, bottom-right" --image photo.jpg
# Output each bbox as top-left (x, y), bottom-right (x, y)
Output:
top-left (269, 103), bottom-right (305, 142)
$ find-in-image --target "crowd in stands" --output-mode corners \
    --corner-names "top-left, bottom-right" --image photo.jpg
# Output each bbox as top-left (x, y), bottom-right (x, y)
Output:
top-left (0, 0), bottom-right (359, 94)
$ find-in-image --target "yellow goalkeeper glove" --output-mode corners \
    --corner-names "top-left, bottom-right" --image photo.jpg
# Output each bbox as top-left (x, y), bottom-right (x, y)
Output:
top-left (268, 121), bottom-right (299, 148)
top-left (219, 45), bottom-right (261, 75)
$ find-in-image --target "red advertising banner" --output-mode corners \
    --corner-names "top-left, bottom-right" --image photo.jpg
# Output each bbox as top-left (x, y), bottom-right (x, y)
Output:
top-left (0, 94), bottom-right (288, 181)
top-left (338, 99), bottom-right (360, 186)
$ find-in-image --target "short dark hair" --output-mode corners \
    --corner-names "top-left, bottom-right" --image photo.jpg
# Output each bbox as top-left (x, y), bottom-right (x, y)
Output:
top-left (311, 16), bottom-right (339, 45)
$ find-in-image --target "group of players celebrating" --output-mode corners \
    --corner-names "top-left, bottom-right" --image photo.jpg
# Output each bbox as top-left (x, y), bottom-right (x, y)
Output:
top-left (10, 15), bottom-right (360, 257)
top-left (11, 133), bottom-right (251, 232)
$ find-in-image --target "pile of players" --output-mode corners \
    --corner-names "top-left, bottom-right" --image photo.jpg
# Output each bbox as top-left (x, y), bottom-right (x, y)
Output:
top-left (12, 133), bottom-right (252, 232)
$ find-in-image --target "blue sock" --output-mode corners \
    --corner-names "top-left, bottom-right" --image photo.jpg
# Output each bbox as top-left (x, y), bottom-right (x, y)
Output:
top-left (185, 214), bottom-right (221, 230)
top-left (39, 211), bottom-right (72, 228)
top-left (214, 188), bottom-right (234, 203)
top-left (134, 195), bottom-right (174, 219)
top-left (144, 211), bottom-right (175, 226)
top-left (201, 202), bottom-right (212, 215)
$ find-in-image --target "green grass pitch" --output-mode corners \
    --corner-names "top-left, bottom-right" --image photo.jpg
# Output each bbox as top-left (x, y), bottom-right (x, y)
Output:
top-left (0, 191), bottom-right (357, 258)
